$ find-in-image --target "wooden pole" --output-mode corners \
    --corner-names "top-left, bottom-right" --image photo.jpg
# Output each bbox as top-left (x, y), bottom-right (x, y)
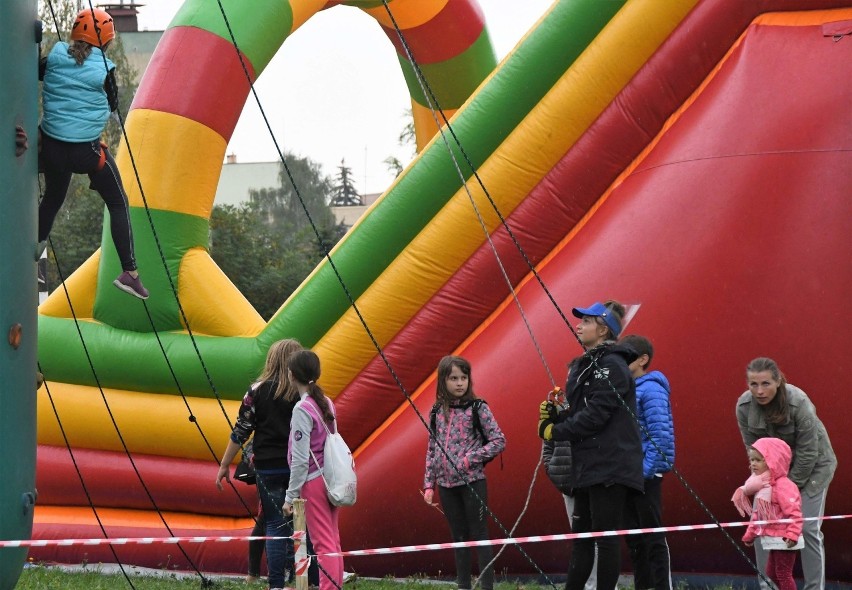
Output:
top-left (293, 498), bottom-right (309, 590)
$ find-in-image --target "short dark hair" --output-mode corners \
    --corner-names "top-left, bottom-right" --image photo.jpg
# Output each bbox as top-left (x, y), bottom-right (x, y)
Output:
top-left (620, 334), bottom-right (654, 369)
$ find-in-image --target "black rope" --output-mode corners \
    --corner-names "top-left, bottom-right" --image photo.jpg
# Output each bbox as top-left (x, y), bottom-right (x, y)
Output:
top-left (38, 363), bottom-right (138, 590)
top-left (210, 0), bottom-right (563, 584)
top-left (38, 4), bottom-right (223, 584)
top-left (41, 234), bottom-right (210, 585)
top-left (74, 0), bottom-right (267, 527)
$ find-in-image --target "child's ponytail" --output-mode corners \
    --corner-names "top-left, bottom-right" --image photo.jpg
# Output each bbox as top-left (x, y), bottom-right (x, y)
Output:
top-left (289, 350), bottom-right (334, 422)
top-left (67, 40), bottom-right (92, 66)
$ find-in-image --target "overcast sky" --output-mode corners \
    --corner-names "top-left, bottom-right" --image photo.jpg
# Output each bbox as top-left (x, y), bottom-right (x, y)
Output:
top-left (134, 1), bottom-right (554, 194)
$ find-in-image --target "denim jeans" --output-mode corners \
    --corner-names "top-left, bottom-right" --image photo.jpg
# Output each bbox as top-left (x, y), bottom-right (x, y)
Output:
top-left (256, 469), bottom-right (293, 588)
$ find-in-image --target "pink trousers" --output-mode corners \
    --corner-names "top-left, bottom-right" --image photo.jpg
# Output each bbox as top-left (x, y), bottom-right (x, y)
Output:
top-left (766, 550), bottom-right (797, 590)
top-left (303, 476), bottom-right (343, 589)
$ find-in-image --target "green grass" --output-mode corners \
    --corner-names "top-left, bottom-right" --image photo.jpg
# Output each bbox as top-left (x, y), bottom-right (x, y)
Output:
top-left (14, 566), bottom-right (460, 590)
top-left (15, 564), bottom-right (741, 590)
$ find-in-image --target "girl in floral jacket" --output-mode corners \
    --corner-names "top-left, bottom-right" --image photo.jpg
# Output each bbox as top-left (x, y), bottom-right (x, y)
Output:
top-left (422, 356), bottom-right (506, 590)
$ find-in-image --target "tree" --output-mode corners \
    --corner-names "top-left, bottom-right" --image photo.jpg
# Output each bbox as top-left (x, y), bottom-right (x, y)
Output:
top-left (37, 1), bottom-right (139, 290)
top-left (384, 108), bottom-right (416, 177)
top-left (330, 159), bottom-right (361, 206)
top-left (210, 154), bottom-right (345, 320)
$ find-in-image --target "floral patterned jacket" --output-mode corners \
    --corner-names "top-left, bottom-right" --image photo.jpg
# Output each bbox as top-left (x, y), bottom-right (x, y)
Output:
top-left (423, 399), bottom-right (506, 489)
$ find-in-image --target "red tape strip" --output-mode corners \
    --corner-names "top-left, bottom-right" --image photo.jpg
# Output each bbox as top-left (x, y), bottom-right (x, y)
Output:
top-left (2, 515), bottom-right (846, 552)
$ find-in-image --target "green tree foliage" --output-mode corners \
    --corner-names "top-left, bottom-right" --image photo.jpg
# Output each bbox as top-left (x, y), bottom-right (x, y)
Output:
top-left (384, 108), bottom-right (416, 177)
top-left (37, 1), bottom-right (138, 290)
top-left (210, 155), bottom-right (346, 320)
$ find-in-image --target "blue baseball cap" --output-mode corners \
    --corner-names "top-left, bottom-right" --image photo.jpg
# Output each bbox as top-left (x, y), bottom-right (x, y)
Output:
top-left (571, 302), bottom-right (622, 338)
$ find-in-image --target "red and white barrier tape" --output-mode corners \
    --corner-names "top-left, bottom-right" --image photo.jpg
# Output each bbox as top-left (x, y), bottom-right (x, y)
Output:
top-left (2, 515), bottom-right (847, 552)
top-left (329, 515), bottom-right (849, 557)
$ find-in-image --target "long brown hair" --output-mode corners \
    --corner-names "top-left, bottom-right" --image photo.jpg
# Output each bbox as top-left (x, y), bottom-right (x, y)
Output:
top-left (288, 350), bottom-right (333, 422)
top-left (67, 40), bottom-right (92, 65)
top-left (435, 355), bottom-right (477, 415)
top-left (598, 299), bottom-right (626, 342)
top-left (256, 339), bottom-right (303, 400)
top-left (747, 357), bottom-right (789, 425)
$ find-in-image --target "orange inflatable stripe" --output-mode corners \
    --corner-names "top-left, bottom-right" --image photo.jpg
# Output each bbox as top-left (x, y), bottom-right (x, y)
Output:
top-left (34, 505), bottom-right (252, 531)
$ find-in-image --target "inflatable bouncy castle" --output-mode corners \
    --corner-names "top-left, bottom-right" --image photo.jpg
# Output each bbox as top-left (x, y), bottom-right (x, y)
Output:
top-left (2, 0), bottom-right (850, 585)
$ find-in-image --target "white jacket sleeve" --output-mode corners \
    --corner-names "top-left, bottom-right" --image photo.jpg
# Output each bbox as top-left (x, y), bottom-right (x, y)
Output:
top-left (285, 402), bottom-right (315, 505)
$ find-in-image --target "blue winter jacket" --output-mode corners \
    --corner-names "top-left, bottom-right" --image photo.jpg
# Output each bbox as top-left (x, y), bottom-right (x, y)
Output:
top-left (41, 42), bottom-right (115, 142)
top-left (635, 371), bottom-right (675, 479)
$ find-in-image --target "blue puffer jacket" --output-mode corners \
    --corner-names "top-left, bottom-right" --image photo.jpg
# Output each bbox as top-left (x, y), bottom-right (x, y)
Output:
top-left (635, 371), bottom-right (675, 478)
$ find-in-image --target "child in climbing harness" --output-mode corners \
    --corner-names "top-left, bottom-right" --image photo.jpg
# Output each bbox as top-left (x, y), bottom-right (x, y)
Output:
top-left (38, 8), bottom-right (148, 299)
top-left (422, 355), bottom-right (506, 590)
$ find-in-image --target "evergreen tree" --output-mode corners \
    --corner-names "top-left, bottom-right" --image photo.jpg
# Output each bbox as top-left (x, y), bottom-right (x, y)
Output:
top-left (330, 158), bottom-right (362, 206)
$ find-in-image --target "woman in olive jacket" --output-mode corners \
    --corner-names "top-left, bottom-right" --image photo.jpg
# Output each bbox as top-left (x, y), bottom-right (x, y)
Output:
top-left (736, 357), bottom-right (837, 590)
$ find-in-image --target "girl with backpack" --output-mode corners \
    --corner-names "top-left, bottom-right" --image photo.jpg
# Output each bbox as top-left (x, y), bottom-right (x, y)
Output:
top-left (283, 350), bottom-right (343, 589)
top-left (422, 355), bottom-right (506, 590)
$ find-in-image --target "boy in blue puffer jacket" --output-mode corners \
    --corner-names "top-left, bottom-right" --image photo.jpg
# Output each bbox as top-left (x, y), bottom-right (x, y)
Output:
top-left (621, 334), bottom-right (675, 590)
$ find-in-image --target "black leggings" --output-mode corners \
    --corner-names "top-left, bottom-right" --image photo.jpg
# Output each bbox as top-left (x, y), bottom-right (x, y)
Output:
top-left (567, 483), bottom-right (632, 590)
top-left (39, 131), bottom-right (137, 272)
top-left (438, 479), bottom-right (494, 590)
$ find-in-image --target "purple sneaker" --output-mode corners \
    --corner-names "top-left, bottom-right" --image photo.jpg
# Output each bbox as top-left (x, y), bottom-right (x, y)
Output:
top-left (113, 271), bottom-right (149, 299)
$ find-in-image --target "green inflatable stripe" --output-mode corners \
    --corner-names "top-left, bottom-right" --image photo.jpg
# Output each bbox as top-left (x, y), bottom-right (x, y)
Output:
top-left (399, 29), bottom-right (497, 109)
top-left (94, 208), bottom-right (209, 332)
top-left (169, 0), bottom-right (294, 74)
top-left (38, 315), bottom-right (263, 399)
top-left (39, 0), bottom-right (626, 397)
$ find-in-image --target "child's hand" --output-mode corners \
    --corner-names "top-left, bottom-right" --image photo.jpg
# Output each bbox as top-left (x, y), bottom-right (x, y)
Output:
top-left (783, 537), bottom-right (797, 548)
top-left (282, 502), bottom-right (293, 516)
top-left (743, 540), bottom-right (753, 547)
top-left (422, 489), bottom-right (436, 506)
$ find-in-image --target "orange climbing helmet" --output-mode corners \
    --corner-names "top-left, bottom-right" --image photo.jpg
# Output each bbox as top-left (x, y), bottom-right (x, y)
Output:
top-left (70, 8), bottom-right (115, 47)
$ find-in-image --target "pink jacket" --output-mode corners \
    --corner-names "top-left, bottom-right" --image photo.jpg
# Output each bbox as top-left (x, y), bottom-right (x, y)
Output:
top-left (741, 437), bottom-right (803, 544)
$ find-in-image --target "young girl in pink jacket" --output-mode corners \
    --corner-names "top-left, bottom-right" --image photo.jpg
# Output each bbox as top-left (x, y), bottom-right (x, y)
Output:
top-left (732, 437), bottom-right (803, 590)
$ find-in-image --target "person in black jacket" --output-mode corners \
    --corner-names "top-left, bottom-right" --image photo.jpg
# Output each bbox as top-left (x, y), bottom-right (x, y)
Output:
top-left (216, 339), bottom-right (303, 590)
top-left (538, 300), bottom-right (643, 590)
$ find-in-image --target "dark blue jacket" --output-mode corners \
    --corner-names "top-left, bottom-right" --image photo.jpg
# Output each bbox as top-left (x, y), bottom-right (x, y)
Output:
top-left (635, 371), bottom-right (675, 478)
top-left (551, 343), bottom-right (644, 492)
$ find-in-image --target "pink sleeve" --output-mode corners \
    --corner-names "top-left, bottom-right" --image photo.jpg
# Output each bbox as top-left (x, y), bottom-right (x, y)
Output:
top-left (778, 478), bottom-right (803, 540)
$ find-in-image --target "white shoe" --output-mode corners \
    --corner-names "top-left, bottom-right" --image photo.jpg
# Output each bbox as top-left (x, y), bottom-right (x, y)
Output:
top-left (343, 572), bottom-right (357, 583)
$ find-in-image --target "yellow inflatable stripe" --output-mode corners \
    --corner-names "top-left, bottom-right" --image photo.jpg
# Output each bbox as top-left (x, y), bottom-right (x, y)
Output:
top-left (37, 382), bottom-right (240, 462)
top-left (119, 109), bottom-right (227, 219)
top-left (314, 0), bottom-right (697, 395)
top-left (179, 248), bottom-right (266, 336)
top-left (39, 250), bottom-right (101, 319)
top-left (363, 0), bottom-right (450, 30)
